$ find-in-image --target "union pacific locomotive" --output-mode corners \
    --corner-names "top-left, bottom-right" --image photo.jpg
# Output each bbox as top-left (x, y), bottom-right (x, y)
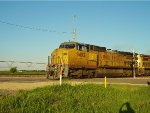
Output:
top-left (46, 41), bottom-right (150, 79)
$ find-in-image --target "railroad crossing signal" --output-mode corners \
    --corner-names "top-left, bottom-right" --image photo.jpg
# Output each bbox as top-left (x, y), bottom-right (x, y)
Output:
top-left (133, 49), bottom-right (136, 78)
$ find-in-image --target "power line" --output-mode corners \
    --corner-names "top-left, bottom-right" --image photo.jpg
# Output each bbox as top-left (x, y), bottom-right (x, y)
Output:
top-left (0, 19), bottom-right (68, 34)
top-left (0, 60), bottom-right (46, 64)
top-left (0, 60), bottom-right (47, 70)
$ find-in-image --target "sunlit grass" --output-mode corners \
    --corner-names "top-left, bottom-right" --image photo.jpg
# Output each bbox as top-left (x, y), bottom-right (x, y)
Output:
top-left (0, 84), bottom-right (149, 113)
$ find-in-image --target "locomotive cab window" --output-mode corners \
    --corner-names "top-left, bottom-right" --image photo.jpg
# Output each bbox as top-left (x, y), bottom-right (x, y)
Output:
top-left (77, 43), bottom-right (87, 52)
top-left (59, 44), bottom-right (75, 49)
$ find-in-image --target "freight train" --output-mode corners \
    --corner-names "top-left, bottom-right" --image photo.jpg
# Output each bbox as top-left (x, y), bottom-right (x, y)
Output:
top-left (46, 41), bottom-right (150, 79)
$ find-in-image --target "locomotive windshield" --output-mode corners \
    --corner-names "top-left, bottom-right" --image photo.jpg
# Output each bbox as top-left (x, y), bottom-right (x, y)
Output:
top-left (59, 43), bottom-right (75, 49)
top-left (59, 42), bottom-right (87, 51)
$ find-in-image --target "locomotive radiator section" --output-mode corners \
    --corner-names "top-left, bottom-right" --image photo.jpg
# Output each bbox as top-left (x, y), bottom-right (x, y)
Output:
top-left (137, 55), bottom-right (150, 76)
top-left (96, 51), bottom-right (138, 77)
top-left (95, 52), bottom-right (150, 77)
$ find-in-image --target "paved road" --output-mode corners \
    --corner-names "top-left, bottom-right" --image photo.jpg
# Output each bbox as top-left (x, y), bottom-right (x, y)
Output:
top-left (0, 77), bottom-right (150, 85)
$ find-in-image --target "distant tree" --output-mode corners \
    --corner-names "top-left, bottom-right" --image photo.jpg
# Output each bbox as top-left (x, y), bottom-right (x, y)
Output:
top-left (10, 67), bottom-right (17, 73)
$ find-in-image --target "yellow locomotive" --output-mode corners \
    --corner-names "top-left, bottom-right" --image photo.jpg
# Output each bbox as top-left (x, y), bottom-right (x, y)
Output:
top-left (46, 41), bottom-right (150, 79)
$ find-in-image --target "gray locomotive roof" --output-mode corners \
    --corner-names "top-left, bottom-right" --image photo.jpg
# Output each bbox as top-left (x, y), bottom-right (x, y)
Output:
top-left (60, 41), bottom-right (106, 49)
top-left (60, 41), bottom-right (141, 54)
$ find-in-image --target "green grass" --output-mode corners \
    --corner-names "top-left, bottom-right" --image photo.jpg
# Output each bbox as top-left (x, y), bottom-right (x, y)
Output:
top-left (0, 71), bottom-right (46, 75)
top-left (0, 84), bottom-right (149, 113)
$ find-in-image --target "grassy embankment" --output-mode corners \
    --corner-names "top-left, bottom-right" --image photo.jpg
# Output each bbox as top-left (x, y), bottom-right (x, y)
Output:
top-left (0, 84), bottom-right (149, 113)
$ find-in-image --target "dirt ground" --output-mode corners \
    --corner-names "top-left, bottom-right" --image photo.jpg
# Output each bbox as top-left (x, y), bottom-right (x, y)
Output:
top-left (0, 77), bottom-right (59, 95)
top-left (0, 76), bottom-right (149, 92)
top-left (0, 77), bottom-right (58, 90)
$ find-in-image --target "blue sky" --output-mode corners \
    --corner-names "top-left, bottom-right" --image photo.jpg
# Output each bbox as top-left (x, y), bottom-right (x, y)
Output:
top-left (0, 1), bottom-right (150, 64)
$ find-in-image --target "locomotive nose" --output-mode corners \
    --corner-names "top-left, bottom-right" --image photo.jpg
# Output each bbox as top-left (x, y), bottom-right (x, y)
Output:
top-left (47, 48), bottom-right (67, 79)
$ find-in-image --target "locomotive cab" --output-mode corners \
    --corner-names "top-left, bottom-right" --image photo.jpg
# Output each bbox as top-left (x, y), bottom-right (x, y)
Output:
top-left (47, 41), bottom-right (85, 79)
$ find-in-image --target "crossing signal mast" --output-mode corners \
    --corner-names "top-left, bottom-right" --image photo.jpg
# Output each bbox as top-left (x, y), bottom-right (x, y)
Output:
top-left (133, 49), bottom-right (136, 78)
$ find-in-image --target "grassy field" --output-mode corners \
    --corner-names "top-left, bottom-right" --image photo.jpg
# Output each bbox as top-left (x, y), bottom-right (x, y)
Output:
top-left (0, 71), bottom-right (46, 75)
top-left (0, 84), bottom-right (149, 113)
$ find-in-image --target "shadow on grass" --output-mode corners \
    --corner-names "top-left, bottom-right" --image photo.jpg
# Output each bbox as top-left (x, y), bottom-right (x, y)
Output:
top-left (119, 102), bottom-right (135, 113)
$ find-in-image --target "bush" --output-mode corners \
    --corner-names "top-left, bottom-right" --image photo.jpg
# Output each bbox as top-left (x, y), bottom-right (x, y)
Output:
top-left (10, 67), bottom-right (17, 73)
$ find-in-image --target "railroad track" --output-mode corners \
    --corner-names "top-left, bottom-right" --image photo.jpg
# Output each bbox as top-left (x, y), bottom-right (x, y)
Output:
top-left (0, 76), bottom-right (149, 84)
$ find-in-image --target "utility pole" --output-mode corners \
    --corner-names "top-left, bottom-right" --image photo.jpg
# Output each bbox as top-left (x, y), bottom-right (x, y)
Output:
top-left (133, 49), bottom-right (136, 78)
top-left (7, 61), bottom-right (15, 69)
top-left (73, 15), bottom-right (77, 49)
